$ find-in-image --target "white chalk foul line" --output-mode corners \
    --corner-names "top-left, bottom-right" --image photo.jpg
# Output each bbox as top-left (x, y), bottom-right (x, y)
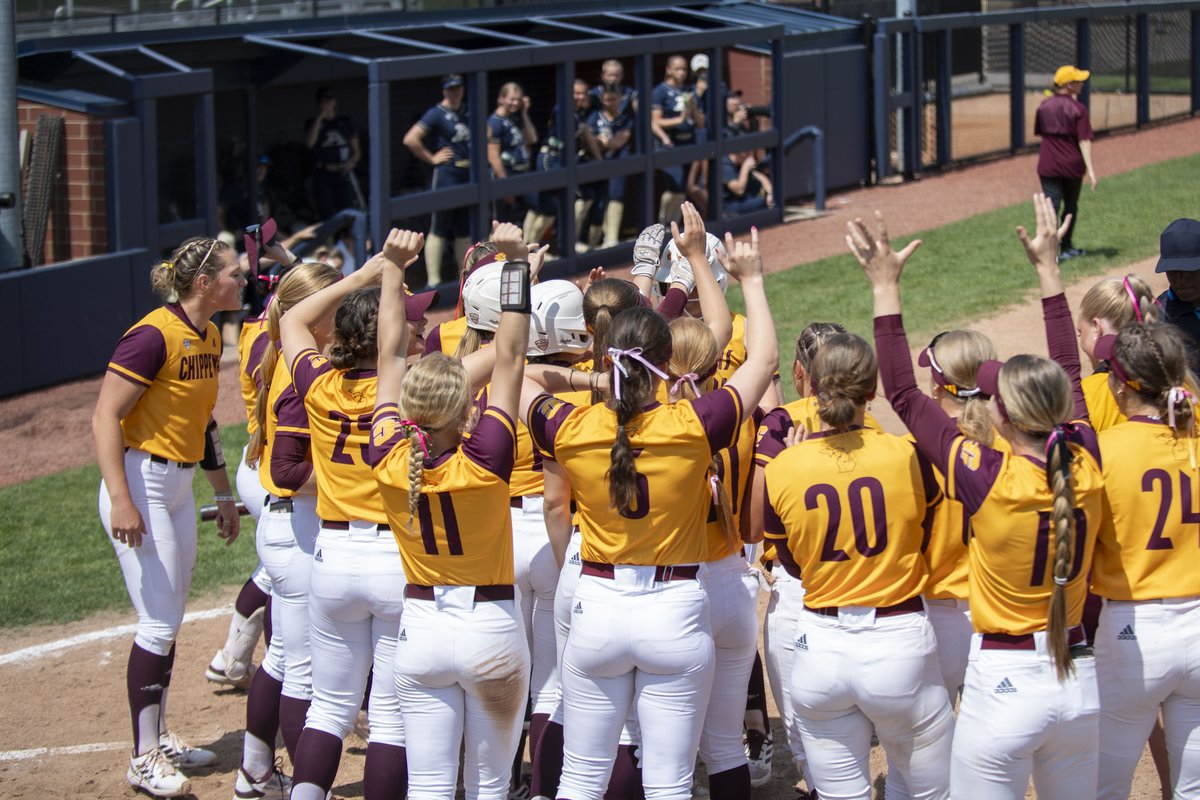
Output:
top-left (0, 741), bottom-right (128, 761)
top-left (0, 605), bottom-right (229, 666)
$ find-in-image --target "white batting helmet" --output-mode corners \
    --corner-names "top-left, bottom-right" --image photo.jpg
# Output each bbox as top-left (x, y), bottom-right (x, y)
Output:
top-left (460, 262), bottom-right (504, 332)
top-left (658, 232), bottom-right (729, 295)
top-left (527, 280), bottom-right (591, 356)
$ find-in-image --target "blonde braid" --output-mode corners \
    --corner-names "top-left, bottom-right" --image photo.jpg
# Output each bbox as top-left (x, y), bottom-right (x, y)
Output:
top-left (1045, 438), bottom-right (1077, 681)
top-left (406, 434), bottom-right (425, 533)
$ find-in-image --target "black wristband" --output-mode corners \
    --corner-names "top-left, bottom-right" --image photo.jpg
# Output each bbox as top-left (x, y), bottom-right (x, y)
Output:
top-left (499, 260), bottom-right (532, 314)
top-left (200, 419), bottom-right (226, 471)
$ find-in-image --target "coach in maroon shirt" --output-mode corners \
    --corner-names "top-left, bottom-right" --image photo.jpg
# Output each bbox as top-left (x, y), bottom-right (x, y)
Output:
top-left (1035, 65), bottom-right (1097, 260)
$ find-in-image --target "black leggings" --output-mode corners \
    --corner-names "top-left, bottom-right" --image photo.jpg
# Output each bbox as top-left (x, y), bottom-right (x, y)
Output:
top-left (1040, 175), bottom-right (1083, 250)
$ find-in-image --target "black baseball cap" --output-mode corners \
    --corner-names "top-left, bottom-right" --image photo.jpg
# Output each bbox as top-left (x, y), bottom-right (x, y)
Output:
top-left (1155, 218), bottom-right (1200, 273)
top-left (443, 74), bottom-right (465, 90)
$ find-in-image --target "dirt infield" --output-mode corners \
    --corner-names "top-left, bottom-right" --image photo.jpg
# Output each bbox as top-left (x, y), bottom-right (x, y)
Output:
top-left (1, 115), bottom-right (1199, 798)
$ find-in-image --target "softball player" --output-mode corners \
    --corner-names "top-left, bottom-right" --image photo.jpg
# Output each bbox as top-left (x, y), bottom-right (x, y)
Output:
top-left (1076, 274), bottom-right (1156, 432)
top-left (666, 315), bottom-right (761, 799)
top-left (94, 237), bottom-right (245, 797)
top-left (207, 309), bottom-right (272, 691)
top-left (760, 329), bottom-right (954, 800)
top-left (526, 211), bottom-right (778, 800)
top-left (914, 328), bottom-right (999, 703)
top-left (372, 224), bottom-right (532, 800)
top-left (423, 242), bottom-right (505, 357)
top-left (1089, 322), bottom-right (1200, 799)
top-left (280, 241), bottom-right (432, 800)
top-left (860, 197), bottom-right (1105, 799)
top-left (247, 260), bottom-right (342, 764)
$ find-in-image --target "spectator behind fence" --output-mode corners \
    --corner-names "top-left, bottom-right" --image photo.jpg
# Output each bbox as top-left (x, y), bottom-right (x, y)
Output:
top-left (721, 149), bottom-right (773, 218)
top-left (525, 78), bottom-right (602, 246)
top-left (403, 73), bottom-right (471, 287)
top-left (586, 84), bottom-right (636, 249)
top-left (487, 82), bottom-right (538, 226)
top-left (725, 91), bottom-right (753, 139)
top-left (305, 86), bottom-right (362, 220)
top-left (651, 55), bottom-right (699, 225)
top-left (1034, 66), bottom-right (1097, 261)
top-left (588, 60), bottom-right (638, 118)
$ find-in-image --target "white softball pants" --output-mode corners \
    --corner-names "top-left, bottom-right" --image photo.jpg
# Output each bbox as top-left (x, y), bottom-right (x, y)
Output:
top-left (925, 597), bottom-right (972, 703)
top-left (763, 566), bottom-right (810, 779)
top-left (1096, 596), bottom-right (1200, 800)
top-left (100, 449), bottom-right (197, 656)
top-left (235, 445), bottom-right (267, 525)
top-left (395, 589), bottom-right (530, 800)
top-left (950, 633), bottom-right (1098, 799)
top-left (305, 522), bottom-right (406, 746)
top-left (255, 494), bottom-right (319, 700)
top-left (791, 606), bottom-right (954, 800)
top-left (557, 571), bottom-right (715, 800)
top-left (698, 552), bottom-right (761, 774)
top-left (513, 497), bottom-right (561, 717)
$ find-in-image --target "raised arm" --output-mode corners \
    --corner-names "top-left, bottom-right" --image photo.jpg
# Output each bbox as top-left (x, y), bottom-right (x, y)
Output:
top-left (483, 223), bottom-right (533, 420)
top-left (670, 203), bottom-right (733, 351)
top-left (720, 227), bottom-right (777, 421)
top-left (375, 229), bottom-right (426, 410)
top-left (847, 211), bottom-right (962, 474)
top-left (1016, 193), bottom-right (1087, 418)
top-left (280, 255), bottom-right (382, 373)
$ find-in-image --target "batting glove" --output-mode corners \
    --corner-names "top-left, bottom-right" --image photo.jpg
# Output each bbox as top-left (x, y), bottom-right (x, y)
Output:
top-left (668, 254), bottom-right (696, 295)
top-left (631, 224), bottom-right (667, 278)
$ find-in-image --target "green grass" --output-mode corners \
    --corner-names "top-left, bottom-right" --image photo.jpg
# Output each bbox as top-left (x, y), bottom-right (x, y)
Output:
top-left (1088, 73), bottom-right (1192, 95)
top-left (4, 151), bottom-right (1199, 629)
top-left (728, 150), bottom-right (1200, 400)
top-left (0, 426), bottom-right (257, 627)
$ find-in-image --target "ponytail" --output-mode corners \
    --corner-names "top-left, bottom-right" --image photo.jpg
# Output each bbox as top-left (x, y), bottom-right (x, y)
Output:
top-left (451, 325), bottom-right (483, 360)
top-left (584, 279), bottom-right (642, 404)
top-left (1044, 425), bottom-right (1077, 681)
top-left (246, 299), bottom-right (286, 467)
top-left (403, 422), bottom-right (433, 532)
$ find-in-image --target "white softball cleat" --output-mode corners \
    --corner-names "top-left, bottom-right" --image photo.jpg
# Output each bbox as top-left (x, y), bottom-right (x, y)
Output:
top-left (745, 728), bottom-right (773, 788)
top-left (127, 747), bottom-right (191, 798)
top-left (205, 656), bottom-right (256, 691)
top-left (158, 730), bottom-right (218, 770)
top-left (234, 761), bottom-right (293, 800)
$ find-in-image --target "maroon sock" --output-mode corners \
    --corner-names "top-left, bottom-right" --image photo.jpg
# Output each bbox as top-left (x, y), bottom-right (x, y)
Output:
top-left (707, 764), bottom-right (751, 800)
top-left (279, 695), bottom-right (311, 763)
top-left (605, 744), bottom-right (645, 800)
top-left (235, 578), bottom-right (270, 618)
top-left (262, 596), bottom-right (273, 644)
top-left (291, 728), bottom-right (343, 793)
top-left (530, 713), bottom-right (549, 758)
top-left (245, 668), bottom-right (283, 746)
top-left (363, 742), bottom-right (407, 800)
top-left (530, 719), bottom-right (563, 798)
top-left (747, 651), bottom-right (770, 725)
top-left (127, 643), bottom-right (168, 754)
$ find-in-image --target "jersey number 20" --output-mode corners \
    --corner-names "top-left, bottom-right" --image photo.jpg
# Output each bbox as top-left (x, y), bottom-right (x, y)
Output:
top-left (807, 477), bottom-right (888, 562)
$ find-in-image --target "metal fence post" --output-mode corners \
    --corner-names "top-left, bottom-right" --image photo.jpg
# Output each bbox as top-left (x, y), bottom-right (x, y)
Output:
top-left (1076, 17), bottom-right (1091, 109)
top-left (873, 28), bottom-right (891, 181)
top-left (936, 28), bottom-right (952, 166)
top-left (1136, 13), bottom-right (1150, 126)
top-left (1009, 22), bottom-right (1025, 151)
top-left (0, 0), bottom-right (23, 270)
top-left (367, 69), bottom-right (389, 260)
top-left (1192, 10), bottom-right (1200, 114)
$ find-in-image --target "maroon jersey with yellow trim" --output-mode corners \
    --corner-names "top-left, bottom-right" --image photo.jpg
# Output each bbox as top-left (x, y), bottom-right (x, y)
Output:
top-left (259, 355), bottom-right (310, 499)
top-left (107, 304), bottom-right (221, 463)
top-left (763, 427), bottom-right (938, 608)
top-left (292, 349), bottom-right (385, 525)
top-left (372, 405), bottom-right (518, 586)
top-left (529, 387), bottom-right (744, 566)
top-left (1092, 417), bottom-right (1200, 600)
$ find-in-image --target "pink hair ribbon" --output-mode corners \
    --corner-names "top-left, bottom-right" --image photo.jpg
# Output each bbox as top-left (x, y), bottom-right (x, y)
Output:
top-left (1122, 276), bottom-right (1145, 324)
top-left (607, 347), bottom-right (670, 402)
top-left (398, 418), bottom-right (432, 461)
top-left (669, 372), bottom-right (701, 399)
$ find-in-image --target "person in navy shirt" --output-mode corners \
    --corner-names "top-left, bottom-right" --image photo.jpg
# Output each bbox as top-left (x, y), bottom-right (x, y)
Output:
top-left (651, 55), bottom-right (700, 225)
top-left (404, 73), bottom-right (472, 287)
top-left (721, 149), bottom-right (773, 218)
top-left (587, 60), bottom-right (638, 119)
top-left (487, 82), bottom-right (538, 227)
top-left (1034, 65), bottom-right (1097, 260)
top-left (581, 85), bottom-right (636, 248)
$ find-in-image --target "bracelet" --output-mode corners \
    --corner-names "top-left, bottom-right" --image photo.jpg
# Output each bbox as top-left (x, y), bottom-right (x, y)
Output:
top-left (214, 494), bottom-right (236, 503)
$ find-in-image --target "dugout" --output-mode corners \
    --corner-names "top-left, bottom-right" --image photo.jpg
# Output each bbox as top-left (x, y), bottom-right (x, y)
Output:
top-left (7, 0), bottom-right (870, 396)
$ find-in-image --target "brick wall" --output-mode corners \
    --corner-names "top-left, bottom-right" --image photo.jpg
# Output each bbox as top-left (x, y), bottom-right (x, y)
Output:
top-left (18, 102), bottom-right (108, 264)
top-left (728, 51), bottom-right (773, 109)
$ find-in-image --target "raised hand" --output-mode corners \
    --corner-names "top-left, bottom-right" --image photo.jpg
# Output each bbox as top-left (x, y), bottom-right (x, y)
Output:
top-left (1015, 193), bottom-right (1069, 270)
top-left (722, 226), bottom-right (764, 282)
top-left (528, 243), bottom-right (551, 282)
top-left (490, 220), bottom-right (529, 261)
top-left (845, 210), bottom-right (921, 288)
top-left (382, 228), bottom-right (425, 269)
top-left (580, 267), bottom-right (606, 293)
top-left (670, 202), bottom-right (708, 263)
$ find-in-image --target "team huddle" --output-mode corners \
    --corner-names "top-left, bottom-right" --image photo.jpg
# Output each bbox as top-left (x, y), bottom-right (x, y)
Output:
top-left (93, 196), bottom-right (1200, 800)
